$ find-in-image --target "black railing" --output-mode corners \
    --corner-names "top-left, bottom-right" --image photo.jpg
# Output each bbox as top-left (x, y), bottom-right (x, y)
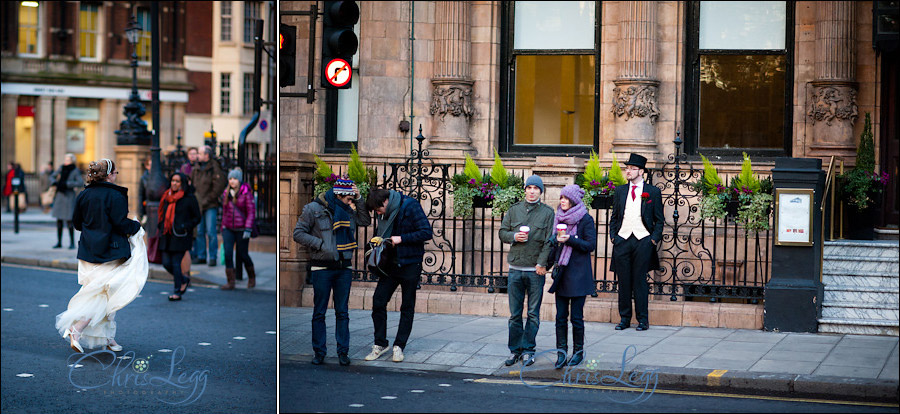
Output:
top-left (308, 131), bottom-right (773, 301)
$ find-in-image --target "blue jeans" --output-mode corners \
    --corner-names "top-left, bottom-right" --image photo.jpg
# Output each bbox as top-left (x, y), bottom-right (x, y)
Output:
top-left (311, 268), bottom-right (352, 357)
top-left (507, 269), bottom-right (545, 355)
top-left (194, 208), bottom-right (218, 261)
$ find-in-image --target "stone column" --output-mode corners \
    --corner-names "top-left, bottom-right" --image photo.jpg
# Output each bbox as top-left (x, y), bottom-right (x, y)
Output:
top-left (52, 97), bottom-right (69, 164)
top-left (1, 94), bottom-right (18, 170)
top-left (98, 98), bottom-right (120, 159)
top-left (428, 1), bottom-right (476, 156)
top-left (113, 145), bottom-right (150, 217)
top-left (279, 152), bottom-right (317, 307)
top-left (806, 1), bottom-right (857, 158)
top-left (610, 1), bottom-right (660, 157)
top-left (35, 96), bottom-right (54, 170)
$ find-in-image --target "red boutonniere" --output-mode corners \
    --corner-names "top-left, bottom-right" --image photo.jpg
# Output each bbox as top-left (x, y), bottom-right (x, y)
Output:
top-left (641, 192), bottom-right (650, 202)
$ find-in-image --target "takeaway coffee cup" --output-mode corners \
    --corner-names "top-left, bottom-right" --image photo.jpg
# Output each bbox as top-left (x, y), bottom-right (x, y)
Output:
top-left (519, 226), bottom-right (530, 234)
top-left (556, 224), bottom-right (567, 237)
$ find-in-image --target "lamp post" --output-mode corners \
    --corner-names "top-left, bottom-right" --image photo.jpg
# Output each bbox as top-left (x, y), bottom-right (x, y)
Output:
top-left (115, 16), bottom-right (151, 146)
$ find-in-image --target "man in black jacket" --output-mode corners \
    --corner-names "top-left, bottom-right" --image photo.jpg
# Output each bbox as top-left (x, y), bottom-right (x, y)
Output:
top-left (363, 189), bottom-right (433, 363)
top-left (608, 153), bottom-right (664, 331)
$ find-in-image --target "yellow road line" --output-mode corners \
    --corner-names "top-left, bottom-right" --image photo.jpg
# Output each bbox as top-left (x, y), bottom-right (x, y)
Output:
top-left (476, 378), bottom-right (899, 408)
top-left (707, 369), bottom-right (728, 387)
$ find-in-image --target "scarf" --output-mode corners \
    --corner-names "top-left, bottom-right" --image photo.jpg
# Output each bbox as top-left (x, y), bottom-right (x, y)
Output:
top-left (323, 188), bottom-right (357, 253)
top-left (554, 201), bottom-right (588, 267)
top-left (57, 164), bottom-right (76, 192)
top-left (159, 188), bottom-right (185, 235)
top-left (376, 190), bottom-right (403, 240)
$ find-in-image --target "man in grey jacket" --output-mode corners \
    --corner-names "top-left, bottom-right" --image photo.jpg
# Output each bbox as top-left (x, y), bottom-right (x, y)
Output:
top-left (498, 175), bottom-right (555, 367)
top-left (293, 179), bottom-right (371, 366)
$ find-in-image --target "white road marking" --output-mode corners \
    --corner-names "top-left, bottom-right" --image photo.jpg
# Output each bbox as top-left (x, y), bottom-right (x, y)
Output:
top-left (410, 390), bottom-right (425, 393)
top-left (381, 396), bottom-right (397, 400)
top-left (16, 373), bottom-right (34, 377)
top-left (158, 349), bottom-right (173, 353)
top-left (38, 304), bottom-right (49, 308)
top-left (438, 383), bottom-right (451, 387)
top-left (3, 308), bottom-right (13, 312)
top-left (266, 331), bottom-right (276, 335)
top-left (233, 336), bottom-right (246, 340)
top-left (198, 342), bottom-right (211, 346)
top-left (348, 404), bottom-right (364, 408)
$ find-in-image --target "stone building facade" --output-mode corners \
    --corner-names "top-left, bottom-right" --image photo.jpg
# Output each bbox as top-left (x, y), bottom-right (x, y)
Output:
top-left (280, 1), bottom-right (897, 325)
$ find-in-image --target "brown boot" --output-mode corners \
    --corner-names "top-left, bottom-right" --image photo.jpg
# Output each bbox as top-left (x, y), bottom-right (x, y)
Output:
top-left (246, 265), bottom-right (256, 289)
top-left (221, 268), bottom-right (236, 290)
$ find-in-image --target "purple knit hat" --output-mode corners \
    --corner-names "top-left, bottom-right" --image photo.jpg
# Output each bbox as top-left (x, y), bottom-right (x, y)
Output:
top-left (332, 178), bottom-right (356, 196)
top-left (559, 184), bottom-right (585, 205)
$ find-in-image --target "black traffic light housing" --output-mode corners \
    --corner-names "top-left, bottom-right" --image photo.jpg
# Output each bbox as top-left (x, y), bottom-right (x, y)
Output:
top-left (280, 23), bottom-right (297, 87)
top-left (321, 1), bottom-right (359, 89)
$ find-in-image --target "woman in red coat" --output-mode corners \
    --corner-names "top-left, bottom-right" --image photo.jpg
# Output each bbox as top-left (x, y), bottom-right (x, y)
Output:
top-left (220, 168), bottom-right (256, 290)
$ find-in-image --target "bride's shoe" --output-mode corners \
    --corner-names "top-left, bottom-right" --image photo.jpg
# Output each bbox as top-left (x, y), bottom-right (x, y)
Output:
top-left (64, 328), bottom-right (84, 353)
top-left (107, 341), bottom-right (123, 352)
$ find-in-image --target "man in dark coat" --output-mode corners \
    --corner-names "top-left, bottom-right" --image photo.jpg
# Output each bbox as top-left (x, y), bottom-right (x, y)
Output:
top-left (608, 153), bottom-right (664, 331)
top-left (190, 146), bottom-right (226, 266)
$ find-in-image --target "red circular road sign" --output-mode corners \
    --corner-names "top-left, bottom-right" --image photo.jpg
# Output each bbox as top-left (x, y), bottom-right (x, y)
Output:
top-left (325, 58), bottom-right (352, 88)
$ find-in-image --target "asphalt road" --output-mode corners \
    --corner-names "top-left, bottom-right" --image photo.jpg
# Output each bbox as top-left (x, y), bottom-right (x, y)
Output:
top-left (280, 360), bottom-right (897, 413)
top-left (1, 264), bottom-right (276, 413)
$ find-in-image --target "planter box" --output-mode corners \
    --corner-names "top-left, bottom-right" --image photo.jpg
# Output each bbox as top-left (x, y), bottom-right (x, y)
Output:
top-left (472, 195), bottom-right (493, 208)
top-left (725, 200), bottom-right (741, 218)
top-left (591, 193), bottom-right (614, 209)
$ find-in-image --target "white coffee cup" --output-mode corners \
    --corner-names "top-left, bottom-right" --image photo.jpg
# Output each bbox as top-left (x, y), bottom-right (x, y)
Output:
top-left (519, 226), bottom-right (530, 234)
top-left (556, 223), bottom-right (567, 237)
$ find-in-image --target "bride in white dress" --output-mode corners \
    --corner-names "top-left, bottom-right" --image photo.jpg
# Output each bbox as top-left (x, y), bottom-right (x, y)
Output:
top-left (55, 158), bottom-right (147, 352)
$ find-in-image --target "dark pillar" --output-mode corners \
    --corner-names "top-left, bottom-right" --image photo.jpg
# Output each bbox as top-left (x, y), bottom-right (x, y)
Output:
top-left (764, 158), bottom-right (826, 333)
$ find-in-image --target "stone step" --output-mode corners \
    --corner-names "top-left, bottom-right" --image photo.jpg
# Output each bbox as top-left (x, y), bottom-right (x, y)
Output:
top-left (822, 255), bottom-right (900, 273)
top-left (822, 301), bottom-right (900, 320)
top-left (822, 285), bottom-right (900, 305)
top-left (822, 272), bottom-right (900, 288)
top-left (817, 318), bottom-right (900, 336)
top-left (824, 240), bottom-right (900, 259)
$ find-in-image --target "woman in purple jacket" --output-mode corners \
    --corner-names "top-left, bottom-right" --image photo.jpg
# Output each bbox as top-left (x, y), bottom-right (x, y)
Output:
top-left (220, 168), bottom-right (256, 290)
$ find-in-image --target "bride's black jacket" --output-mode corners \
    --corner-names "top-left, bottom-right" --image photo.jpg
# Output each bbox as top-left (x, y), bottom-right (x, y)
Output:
top-left (73, 181), bottom-right (141, 264)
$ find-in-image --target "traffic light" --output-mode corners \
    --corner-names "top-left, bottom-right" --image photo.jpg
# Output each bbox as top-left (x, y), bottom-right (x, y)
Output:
top-left (280, 23), bottom-right (297, 88)
top-left (321, 0), bottom-right (359, 89)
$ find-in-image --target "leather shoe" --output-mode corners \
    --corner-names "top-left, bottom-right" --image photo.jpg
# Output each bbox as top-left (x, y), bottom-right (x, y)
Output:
top-left (615, 321), bottom-right (630, 330)
top-left (522, 353), bottom-right (535, 367)
top-left (311, 354), bottom-right (325, 365)
top-left (636, 323), bottom-right (649, 331)
top-left (504, 353), bottom-right (522, 366)
top-left (568, 351), bottom-right (584, 367)
top-left (554, 352), bottom-right (568, 370)
top-left (338, 353), bottom-right (351, 366)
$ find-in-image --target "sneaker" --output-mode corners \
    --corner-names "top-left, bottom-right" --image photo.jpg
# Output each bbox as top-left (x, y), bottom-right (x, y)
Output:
top-left (504, 353), bottom-right (522, 366)
top-left (522, 353), bottom-right (535, 367)
top-left (364, 345), bottom-right (389, 361)
top-left (392, 346), bottom-right (404, 362)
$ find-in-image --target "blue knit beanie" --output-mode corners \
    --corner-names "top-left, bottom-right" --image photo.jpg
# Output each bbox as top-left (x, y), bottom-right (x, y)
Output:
top-left (524, 175), bottom-right (544, 193)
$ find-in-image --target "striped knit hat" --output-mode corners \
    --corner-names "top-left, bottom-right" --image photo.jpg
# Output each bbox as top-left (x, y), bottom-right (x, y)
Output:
top-left (332, 178), bottom-right (355, 196)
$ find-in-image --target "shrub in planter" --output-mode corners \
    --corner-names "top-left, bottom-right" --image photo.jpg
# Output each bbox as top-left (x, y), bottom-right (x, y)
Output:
top-left (730, 153), bottom-right (773, 232)
top-left (576, 150), bottom-right (618, 209)
top-left (693, 153), bottom-right (729, 221)
top-left (452, 152), bottom-right (523, 217)
top-left (839, 113), bottom-right (890, 239)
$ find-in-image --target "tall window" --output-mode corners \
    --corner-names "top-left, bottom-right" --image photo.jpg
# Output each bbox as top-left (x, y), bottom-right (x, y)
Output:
top-left (500, 1), bottom-right (598, 153)
top-left (244, 1), bottom-right (260, 43)
top-left (136, 8), bottom-right (152, 62)
top-left (243, 72), bottom-right (254, 114)
top-left (18, 1), bottom-right (40, 56)
top-left (684, 1), bottom-right (793, 156)
top-left (79, 3), bottom-right (100, 60)
top-left (221, 1), bottom-right (232, 42)
top-left (221, 72), bottom-right (231, 114)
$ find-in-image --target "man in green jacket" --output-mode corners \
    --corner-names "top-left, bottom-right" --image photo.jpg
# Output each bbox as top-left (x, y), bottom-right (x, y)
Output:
top-left (498, 175), bottom-right (555, 367)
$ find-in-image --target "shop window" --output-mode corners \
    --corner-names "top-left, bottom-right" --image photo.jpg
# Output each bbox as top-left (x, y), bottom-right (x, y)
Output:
top-left (18, 1), bottom-right (41, 57)
top-left (221, 1), bottom-right (232, 42)
top-left (244, 1), bottom-right (260, 43)
top-left (79, 3), bottom-right (100, 60)
top-left (136, 8), bottom-right (152, 62)
top-left (221, 72), bottom-right (231, 114)
top-left (684, 1), bottom-right (793, 156)
top-left (500, 1), bottom-right (599, 154)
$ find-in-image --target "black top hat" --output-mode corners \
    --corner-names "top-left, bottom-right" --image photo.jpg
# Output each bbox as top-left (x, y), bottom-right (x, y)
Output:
top-left (624, 153), bottom-right (648, 170)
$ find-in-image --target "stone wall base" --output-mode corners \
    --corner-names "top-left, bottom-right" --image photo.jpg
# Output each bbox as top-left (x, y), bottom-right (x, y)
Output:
top-left (293, 284), bottom-right (764, 330)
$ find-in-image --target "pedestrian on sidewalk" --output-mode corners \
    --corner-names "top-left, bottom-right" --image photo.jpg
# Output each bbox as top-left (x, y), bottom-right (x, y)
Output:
top-left (182, 146), bottom-right (200, 263)
top-left (364, 188), bottom-right (433, 364)
top-left (4, 161), bottom-right (26, 212)
top-left (293, 179), bottom-right (370, 366)
top-left (181, 147), bottom-right (198, 176)
top-left (51, 154), bottom-right (84, 249)
top-left (56, 158), bottom-right (146, 353)
top-left (137, 157), bottom-right (151, 225)
top-left (498, 175), bottom-right (555, 367)
top-left (158, 172), bottom-right (202, 301)
top-left (608, 153), bottom-right (664, 332)
top-left (190, 146), bottom-right (226, 267)
top-left (40, 161), bottom-right (54, 213)
top-left (548, 184), bottom-right (596, 369)
top-left (220, 168), bottom-right (257, 290)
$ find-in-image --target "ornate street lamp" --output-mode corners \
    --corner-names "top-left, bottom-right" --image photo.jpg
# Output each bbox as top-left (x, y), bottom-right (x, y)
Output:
top-left (115, 16), bottom-right (151, 145)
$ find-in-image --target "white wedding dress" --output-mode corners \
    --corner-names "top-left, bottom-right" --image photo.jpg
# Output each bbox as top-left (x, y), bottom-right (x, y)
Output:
top-left (55, 225), bottom-right (149, 350)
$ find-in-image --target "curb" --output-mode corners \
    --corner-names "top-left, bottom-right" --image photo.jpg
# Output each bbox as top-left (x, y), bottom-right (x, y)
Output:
top-left (1, 255), bottom-right (218, 287)
top-left (498, 362), bottom-right (899, 402)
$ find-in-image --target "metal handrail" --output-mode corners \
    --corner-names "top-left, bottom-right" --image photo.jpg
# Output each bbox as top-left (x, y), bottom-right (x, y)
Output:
top-left (820, 155), bottom-right (844, 283)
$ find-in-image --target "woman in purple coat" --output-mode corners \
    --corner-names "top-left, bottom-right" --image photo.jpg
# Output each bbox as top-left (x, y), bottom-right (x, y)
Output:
top-left (220, 168), bottom-right (256, 290)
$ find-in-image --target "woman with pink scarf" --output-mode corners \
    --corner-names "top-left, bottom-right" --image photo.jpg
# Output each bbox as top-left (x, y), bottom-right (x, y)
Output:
top-left (548, 184), bottom-right (597, 369)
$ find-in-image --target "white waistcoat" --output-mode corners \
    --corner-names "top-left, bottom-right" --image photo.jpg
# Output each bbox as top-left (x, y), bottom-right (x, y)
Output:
top-left (618, 184), bottom-right (650, 240)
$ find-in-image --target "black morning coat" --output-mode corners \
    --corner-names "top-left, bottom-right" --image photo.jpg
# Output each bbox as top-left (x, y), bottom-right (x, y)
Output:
top-left (72, 181), bottom-right (142, 264)
top-left (608, 182), bottom-right (665, 273)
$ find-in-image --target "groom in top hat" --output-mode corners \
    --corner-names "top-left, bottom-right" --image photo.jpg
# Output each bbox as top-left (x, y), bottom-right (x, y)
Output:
top-left (608, 153), bottom-right (664, 331)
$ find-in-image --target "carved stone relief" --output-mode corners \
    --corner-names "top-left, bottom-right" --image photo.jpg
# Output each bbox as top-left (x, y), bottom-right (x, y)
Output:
top-left (430, 82), bottom-right (475, 121)
top-left (610, 83), bottom-right (660, 124)
top-left (807, 85), bottom-right (859, 126)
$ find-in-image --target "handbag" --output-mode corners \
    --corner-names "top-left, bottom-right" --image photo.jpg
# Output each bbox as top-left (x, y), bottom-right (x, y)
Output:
top-left (147, 234), bottom-right (162, 264)
top-left (41, 187), bottom-right (57, 207)
top-left (365, 238), bottom-right (397, 277)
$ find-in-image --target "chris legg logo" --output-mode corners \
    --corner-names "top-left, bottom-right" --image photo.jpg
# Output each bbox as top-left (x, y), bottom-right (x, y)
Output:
top-left (67, 346), bottom-right (208, 406)
top-left (519, 345), bottom-right (658, 404)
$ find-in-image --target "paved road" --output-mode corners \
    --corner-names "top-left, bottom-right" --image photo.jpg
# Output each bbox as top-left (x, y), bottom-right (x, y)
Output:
top-left (1, 264), bottom-right (276, 413)
top-left (280, 360), bottom-right (897, 413)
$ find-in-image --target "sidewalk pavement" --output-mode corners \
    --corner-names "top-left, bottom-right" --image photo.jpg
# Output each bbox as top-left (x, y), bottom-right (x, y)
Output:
top-left (1, 210), bottom-right (277, 292)
top-left (280, 306), bottom-right (899, 402)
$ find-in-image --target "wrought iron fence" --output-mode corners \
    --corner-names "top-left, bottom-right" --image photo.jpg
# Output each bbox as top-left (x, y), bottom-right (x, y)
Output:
top-left (161, 135), bottom-right (277, 235)
top-left (306, 133), bottom-right (773, 301)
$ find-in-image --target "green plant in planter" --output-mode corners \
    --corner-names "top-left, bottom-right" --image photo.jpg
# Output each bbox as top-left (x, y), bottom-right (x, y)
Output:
top-left (576, 150), bottom-right (616, 207)
top-left (693, 154), bottom-right (729, 220)
top-left (451, 152), bottom-right (523, 217)
top-left (608, 152), bottom-right (628, 187)
top-left (841, 113), bottom-right (889, 211)
top-left (488, 150), bottom-right (524, 217)
top-left (313, 155), bottom-right (340, 197)
top-left (347, 144), bottom-right (376, 200)
top-left (730, 153), bottom-right (773, 232)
